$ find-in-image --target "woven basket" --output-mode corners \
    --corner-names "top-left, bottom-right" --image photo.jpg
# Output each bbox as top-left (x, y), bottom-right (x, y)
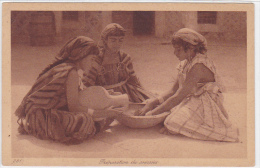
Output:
top-left (116, 103), bottom-right (170, 129)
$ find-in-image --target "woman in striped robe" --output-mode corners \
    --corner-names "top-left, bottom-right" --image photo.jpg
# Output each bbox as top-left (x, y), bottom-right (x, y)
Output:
top-left (15, 36), bottom-right (121, 144)
top-left (95, 23), bottom-right (156, 103)
top-left (138, 28), bottom-right (239, 142)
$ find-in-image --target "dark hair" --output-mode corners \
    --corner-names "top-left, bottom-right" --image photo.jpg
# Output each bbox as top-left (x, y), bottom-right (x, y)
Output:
top-left (171, 37), bottom-right (207, 54)
top-left (105, 29), bottom-right (125, 40)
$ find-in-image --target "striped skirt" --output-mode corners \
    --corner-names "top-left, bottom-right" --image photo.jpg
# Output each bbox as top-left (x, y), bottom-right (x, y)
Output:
top-left (18, 107), bottom-right (97, 144)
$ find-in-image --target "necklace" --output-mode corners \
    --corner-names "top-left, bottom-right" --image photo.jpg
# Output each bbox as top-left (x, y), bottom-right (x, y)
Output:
top-left (99, 50), bottom-right (124, 76)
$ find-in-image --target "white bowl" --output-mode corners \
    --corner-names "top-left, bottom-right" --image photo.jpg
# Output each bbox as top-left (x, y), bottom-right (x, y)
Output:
top-left (116, 103), bottom-right (170, 129)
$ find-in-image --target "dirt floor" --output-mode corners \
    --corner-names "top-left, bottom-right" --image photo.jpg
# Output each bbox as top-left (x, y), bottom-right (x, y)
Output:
top-left (10, 35), bottom-right (247, 159)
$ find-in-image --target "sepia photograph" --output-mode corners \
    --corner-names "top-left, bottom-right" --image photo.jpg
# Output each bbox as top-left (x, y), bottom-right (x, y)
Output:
top-left (2, 2), bottom-right (255, 167)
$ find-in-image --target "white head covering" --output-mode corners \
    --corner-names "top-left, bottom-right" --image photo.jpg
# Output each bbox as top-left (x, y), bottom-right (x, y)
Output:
top-left (172, 28), bottom-right (207, 50)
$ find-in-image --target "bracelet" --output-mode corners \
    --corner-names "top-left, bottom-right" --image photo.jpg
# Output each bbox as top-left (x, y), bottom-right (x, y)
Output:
top-left (157, 96), bottom-right (164, 104)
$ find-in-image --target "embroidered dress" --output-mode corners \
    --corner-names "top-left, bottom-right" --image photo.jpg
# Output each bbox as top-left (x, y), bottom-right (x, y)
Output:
top-left (15, 63), bottom-right (98, 143)
top-left (164, 54), bottom-right (239, 142)
top-left (97, 23), bottom-right (155, 103)
top-left (96, 51), bottom-right (155, 103)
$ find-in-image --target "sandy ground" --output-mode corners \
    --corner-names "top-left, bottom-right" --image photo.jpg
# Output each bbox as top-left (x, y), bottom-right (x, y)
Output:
top-left (10, 36), bottom-right (247, 159)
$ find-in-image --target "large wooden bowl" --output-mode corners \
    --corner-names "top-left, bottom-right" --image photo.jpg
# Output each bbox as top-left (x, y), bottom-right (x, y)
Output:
top-left (116, 103), bottom-right (170, 129)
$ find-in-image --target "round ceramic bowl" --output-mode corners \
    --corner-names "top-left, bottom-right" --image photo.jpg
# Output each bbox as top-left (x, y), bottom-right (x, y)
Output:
top-left (116, 103), bottom-right (170, 129)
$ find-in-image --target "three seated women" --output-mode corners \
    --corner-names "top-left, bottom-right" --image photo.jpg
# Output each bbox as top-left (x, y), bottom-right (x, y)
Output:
top-left (15, 24), bottom-right (239, 144)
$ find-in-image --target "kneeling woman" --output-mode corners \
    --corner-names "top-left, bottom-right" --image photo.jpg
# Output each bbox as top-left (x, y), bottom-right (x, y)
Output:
top-left (15, 36), bottom-right (122, 144)
top-left (138, 28), bottom-right (239, 142)
top-left (96, 23), bottom-right (155, 103)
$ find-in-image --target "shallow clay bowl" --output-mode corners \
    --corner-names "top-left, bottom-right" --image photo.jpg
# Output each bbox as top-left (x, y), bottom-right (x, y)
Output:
top-left (116, 103), bottom-right (170, 129)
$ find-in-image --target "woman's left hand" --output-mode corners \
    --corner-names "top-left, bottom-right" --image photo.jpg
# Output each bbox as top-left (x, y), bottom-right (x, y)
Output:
top-left (107, 89), bottom-right (122, 95)
top-left (92, 106), bottom-right (125, 119)
top-left (145, 110), bottom-right (163, 116)
top-left (145, 111), bottom-right (154, 116)
top-left (106, 106), bottom-right (125, 116)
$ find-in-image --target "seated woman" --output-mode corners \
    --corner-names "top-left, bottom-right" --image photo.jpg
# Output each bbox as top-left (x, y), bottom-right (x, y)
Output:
top-left (137, 28), bottom-right (239, 142)
top-left (95, 23), bottom-right (156, 103)
top-left (15, 36), bottom-right (123, 144)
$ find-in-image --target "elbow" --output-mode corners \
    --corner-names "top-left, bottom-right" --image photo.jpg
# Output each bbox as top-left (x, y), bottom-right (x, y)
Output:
top-left (68, 103), bottom-right (83, 112)
top-left (68, 105), bottom-right (78, 112)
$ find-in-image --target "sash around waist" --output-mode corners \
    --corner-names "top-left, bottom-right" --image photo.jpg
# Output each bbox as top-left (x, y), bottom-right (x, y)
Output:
top-left (193, 82), bottom-right (222, 96)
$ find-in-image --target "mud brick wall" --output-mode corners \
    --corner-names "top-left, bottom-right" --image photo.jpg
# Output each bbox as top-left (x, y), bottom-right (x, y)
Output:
top-left (219, 12), bottom-right (247, 41)
top-left (163, 11), bottom-right (246, 42)
top-left (60, 11), bottom-right (103, 42)
top-left (11, 11), bottom-right (33, 43)
top-left (11, 11), bottom-right (104, 44)
top-left (164, 11), bottom-right (185, 39)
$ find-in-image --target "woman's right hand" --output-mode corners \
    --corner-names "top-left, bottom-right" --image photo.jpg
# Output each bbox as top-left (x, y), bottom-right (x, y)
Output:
top-left (135, 98), bottom-right (159, 116)
top-left (107, 89), bottom-right (122, 95)
top-left (106, 106), bottom-right (125, 116)
top-left (92, 106), bottom-right (125, 119)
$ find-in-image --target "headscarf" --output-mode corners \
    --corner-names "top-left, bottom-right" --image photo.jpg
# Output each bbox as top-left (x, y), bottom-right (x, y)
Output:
top-left (38, 36), bottom-right (99, 78)
top-left (172, 28), bottom-right (207, 51)
top-left (100, 23), bottom-right (126, 42)
top-left (56, 36), bottom-right (99, 61)
top-left (98, 23), bottom-right (126, 51)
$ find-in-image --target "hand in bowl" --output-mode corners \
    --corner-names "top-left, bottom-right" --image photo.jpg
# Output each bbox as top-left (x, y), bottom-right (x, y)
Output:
top-left (93, 106), bottom-right (126, 119)
top-left (107, 106), bottom-right (126, 116)
top-left (145, 111), bottom-right (154, 116)
top-left (107, 89), bottom-right (122, 95)
top-left (136, 98), bottom-right (159, 116)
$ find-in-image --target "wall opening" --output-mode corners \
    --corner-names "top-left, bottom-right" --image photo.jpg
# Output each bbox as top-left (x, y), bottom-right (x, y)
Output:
top-left (133, 11), bottom-right (155, 35)
top-left (197, 11), bottom-right (217, 24)
top-left (62, 11), bottom-right (79, 21)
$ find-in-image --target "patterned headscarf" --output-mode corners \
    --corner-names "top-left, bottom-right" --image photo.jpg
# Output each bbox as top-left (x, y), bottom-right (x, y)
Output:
top-left (38, 36), bottom-right (99, 78)
top-left (172, 28), bottom-right (207, 50)
top-left (56, 36), bottom-right (99, 62)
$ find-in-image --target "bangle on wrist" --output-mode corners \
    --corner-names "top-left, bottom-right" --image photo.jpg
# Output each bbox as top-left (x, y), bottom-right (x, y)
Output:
top-left (157, 96), bottom-right (164, 104)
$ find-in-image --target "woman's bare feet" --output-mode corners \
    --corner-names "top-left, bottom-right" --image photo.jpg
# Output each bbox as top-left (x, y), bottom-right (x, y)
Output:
top-left (159, 126), bottom-right (179, 135)
top-left (159, 126), bottom-right (170, 135)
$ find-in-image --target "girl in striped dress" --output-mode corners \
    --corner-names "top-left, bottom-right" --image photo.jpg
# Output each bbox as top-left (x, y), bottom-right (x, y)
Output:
top-left (138, 28), bottom-right (239, 142)
top-left (95, 23), bottom-right (155, 103)
top-left (15, 36), bottom-right (122, 144)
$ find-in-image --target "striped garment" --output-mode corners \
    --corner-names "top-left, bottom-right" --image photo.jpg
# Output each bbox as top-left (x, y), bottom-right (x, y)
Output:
top-left (15, 62), bottom-right (97, 143)
top-left (164, 54), bottom-right (239, 142)
top-left (95, 51), bottom-right (156, 103)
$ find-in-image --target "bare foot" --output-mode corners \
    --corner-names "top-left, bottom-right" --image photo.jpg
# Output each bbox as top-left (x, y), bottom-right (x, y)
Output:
top-left (159, 126), bottom-right (179, 135)
top-left (159, 127), bottom-right (170, 135)
top-left (95, 118), bottom-right (114, 133)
